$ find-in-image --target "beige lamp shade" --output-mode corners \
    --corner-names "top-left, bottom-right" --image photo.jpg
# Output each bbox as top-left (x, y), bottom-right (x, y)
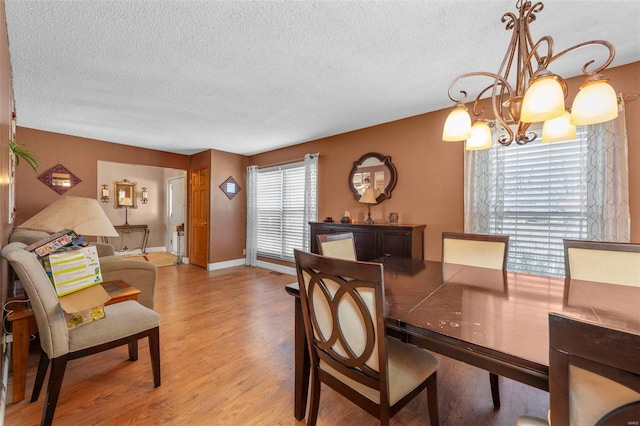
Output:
top-left (520, 75), bottom-right (566, 123)
top-left (465, 120), bottom-right (493, 151)
top-left (542, 111), bottom-right (576, 143)
top-left (442, 105), bottom-right (472, 141)
top-left (359, 187), bottom-right (377, 204)
top-left (17, 196), bottom-right (119, 237)
top-left (570, 78), bottom-right (618, 125)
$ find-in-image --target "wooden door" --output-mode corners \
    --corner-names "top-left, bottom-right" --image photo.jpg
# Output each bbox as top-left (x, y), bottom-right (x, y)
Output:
top-left (189, 167), bottom-right (209, 268)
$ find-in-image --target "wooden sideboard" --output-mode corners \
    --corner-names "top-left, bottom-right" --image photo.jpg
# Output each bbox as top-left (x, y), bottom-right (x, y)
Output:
top-left (310, 222), bottom-right (425, 260)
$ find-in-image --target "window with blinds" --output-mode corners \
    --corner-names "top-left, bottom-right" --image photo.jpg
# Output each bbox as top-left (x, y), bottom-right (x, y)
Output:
top-left (256, 162), bottom-right (310, 262)
top-left (488, 129), bottom-right (588, 276)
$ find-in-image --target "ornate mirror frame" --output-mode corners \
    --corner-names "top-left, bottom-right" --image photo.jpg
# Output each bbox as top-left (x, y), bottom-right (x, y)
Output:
top-left (113, 179), bottom-right (138, 209)
top-left (38, 164), bottom-right (82, 195)
top-left (348, 152), bottom-right (397, 203)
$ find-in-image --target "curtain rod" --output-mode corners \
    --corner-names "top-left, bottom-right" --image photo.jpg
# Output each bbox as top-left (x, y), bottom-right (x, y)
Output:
top-left (258, 154), bottom-right (319, 169)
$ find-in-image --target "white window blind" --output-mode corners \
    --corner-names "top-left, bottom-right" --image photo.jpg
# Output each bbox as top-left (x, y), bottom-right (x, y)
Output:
top-left (488, 129), bottom-right (588, 276)
top-left (256, 162), bottom-right (308, 262)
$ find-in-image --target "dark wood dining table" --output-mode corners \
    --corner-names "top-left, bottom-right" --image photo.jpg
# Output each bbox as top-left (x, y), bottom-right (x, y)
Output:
top-left (285, 256), bottom-right (640, 420)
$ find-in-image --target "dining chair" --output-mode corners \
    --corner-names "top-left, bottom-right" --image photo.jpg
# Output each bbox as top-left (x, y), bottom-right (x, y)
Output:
top-left (2, 243), bottom-right (161, 426)
top-left (316, 232), bottom-right (357, 261)
top-left (517, 313), bottom-right (640, 426)
top-left (441, 232), bottom-right (509, 270)
top-left (294, 249), bottom-right (439, 426)
top-left (563, 239), bottom-right (640, 287)
top-left (441, 231), bottom-right (509, 409)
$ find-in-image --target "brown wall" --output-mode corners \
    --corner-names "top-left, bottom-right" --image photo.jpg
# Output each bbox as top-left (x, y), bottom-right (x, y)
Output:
top-left (1, 0), bottom-right (12, 379)
top-left (9, 61), bottom-right (640, 267)
top-left (187, 149), bottom-right (248, 265)
top-left (13, 127), bottom-right (190, 225)
top-left (250, 62), bottom-right (640, 261)
top-left (209, 149), bottom-right (249, 263)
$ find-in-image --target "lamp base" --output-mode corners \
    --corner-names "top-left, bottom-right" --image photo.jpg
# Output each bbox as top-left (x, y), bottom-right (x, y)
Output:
top-left (365, 205), bottom-right (374, 224)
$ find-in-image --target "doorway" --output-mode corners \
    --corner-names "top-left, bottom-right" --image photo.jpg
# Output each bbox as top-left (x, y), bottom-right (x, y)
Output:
top-left (166, 176), bottom-right (186, 258)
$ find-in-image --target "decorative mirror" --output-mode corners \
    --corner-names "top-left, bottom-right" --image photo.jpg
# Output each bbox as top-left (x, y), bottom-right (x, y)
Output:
top-left (38, 164), bottom-right (82, 195)
top-left (113, 179), bottom-right (138, 209)
top-left (349, 152), bottom-right (397, 203)
top-left (219, 176), bottom-right (241, 200)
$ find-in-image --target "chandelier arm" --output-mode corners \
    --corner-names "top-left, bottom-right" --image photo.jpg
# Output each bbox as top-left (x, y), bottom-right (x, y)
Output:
top-left (447, 72), bottom-right (514, 104)
top-left (517, 35), bottom-right (554, 93)
top-left (547, 40), bottom-right (615, 75)
top-left (496, 120), bottom-right (515, 146)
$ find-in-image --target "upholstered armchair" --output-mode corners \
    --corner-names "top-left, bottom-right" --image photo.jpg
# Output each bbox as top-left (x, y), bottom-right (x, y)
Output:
top-left (1, 242), bottom-right (161, 426)
top-left (9, 229), bottom-right (157, 310)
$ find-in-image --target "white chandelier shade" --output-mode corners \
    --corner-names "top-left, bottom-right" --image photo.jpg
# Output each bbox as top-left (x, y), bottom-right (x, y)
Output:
top-left (570, 78), bottom-right (619, 125)
top-left (465, 120), bottom-right (493, 151)
top-left (542, 111), bottom-right (576, 143)
top-left (442, 105), bottom-right (472, 141)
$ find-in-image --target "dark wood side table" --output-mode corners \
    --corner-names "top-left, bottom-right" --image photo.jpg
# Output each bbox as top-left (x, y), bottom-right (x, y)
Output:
top-left (6, 280), bottom-right (140, 403)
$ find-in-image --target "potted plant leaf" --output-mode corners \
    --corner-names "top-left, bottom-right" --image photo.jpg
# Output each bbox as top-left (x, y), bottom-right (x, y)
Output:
top-left (9, 138), bottom-right (40, 172)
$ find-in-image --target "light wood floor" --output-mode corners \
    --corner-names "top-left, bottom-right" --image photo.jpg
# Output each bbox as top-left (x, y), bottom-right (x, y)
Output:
top-left (5, 264), bottom-right (549, 425)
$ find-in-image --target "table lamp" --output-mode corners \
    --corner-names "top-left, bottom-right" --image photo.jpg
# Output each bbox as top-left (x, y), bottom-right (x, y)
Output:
top-left (16, 196), bottom-right (119, 237)
top-left (359, 187), bottom-right (377, 225)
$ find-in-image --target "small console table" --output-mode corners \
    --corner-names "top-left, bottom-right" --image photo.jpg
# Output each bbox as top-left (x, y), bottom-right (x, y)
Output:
top-left (102, 224), bottom-right (150, 253)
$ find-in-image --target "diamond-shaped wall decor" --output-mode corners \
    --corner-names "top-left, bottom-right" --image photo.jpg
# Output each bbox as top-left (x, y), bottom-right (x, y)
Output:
top-left (38, 164), bottom-right (82, 195)
top-left (219, 176), bottom-right (241, 200)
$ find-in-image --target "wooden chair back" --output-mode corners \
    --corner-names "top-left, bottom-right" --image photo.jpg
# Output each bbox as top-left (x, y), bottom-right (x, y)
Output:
top-left (295, 249), bottom-right (386, 397)
top-left (442, 232), bottom-right (509, 270)
top-left (549, 313), bottom-right (640, 426)
top-left (563, 239), bottom-right (640, 287)
top-left (294, 249), bottom-right (440, 425)
top-left (316, 232), bottom-right (357, 261)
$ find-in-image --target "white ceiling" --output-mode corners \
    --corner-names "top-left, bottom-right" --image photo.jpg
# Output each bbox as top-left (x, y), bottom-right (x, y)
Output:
top-left (5, 1), bottom-right (640, 156)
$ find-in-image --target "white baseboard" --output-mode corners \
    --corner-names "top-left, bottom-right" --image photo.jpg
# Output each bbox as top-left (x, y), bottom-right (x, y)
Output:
top-left (207, 259), bottom-right (245, 271)
top-left (205, 259), bottom-right (295, 276)
top-left (256, 260), bottom-right (296, 276)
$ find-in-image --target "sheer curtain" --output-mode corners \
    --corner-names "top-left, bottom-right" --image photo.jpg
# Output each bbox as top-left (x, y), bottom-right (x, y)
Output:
top-left (464, 123), bottom-right (505, 234)
top-left (465, 98), bottom-right (630, 275)
top-left (585, 97), bottom-right (630, 241)
top-left (245, 165), bottom-right (258, 266)
top-left (303, 153), bottom-right (319, 251)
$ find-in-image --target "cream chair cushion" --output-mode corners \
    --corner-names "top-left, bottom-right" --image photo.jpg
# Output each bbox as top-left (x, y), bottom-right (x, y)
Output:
top-left (567, 248), bottom-right (640, 287)
top-left (319, 238), bottom-right (357, 261)
top-left (320, 336), bottom-right (439, 405)
top-left (569, 365), bottom-right (640, 425)
top-left (443, 238), bottom-right (506, 270)
top-left (69, 301), bottom-right (160, 352)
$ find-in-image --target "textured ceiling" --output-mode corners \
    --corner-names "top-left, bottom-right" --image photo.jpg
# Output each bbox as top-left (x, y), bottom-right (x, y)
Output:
top-left (5, 1), bottom-right (640, 156)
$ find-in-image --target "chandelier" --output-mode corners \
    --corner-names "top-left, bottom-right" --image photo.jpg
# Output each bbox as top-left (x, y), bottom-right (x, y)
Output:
top-left (442, 0), bottom-right (617, 150)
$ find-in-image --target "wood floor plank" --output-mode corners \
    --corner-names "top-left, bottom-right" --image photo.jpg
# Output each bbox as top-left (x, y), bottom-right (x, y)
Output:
top-left (5, 264), bottom-right (549, 425)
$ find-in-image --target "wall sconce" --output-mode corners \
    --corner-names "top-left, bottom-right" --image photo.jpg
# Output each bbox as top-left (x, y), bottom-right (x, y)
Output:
top-left (141, 187), bottom-right (149, 204)
top-left (100, 184), bottom-right (110, 203)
